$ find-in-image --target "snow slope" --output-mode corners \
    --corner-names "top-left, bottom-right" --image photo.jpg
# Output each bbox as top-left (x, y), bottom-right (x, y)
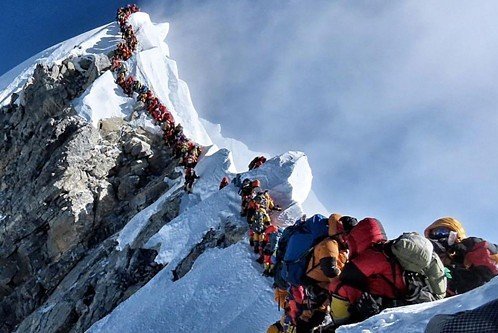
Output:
top-left (94, 150), bottom-right (312, 333)
top-left (89, 243), bottom-right (280, 333)
top-left (2, 8), bottom-right (496, 333)
top-left (338, 276), bottom-right (498, 333)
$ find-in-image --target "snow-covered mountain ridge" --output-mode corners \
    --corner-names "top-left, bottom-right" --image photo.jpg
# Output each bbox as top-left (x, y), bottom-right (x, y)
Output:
top-left (0, 8), bottom-right (496, 333)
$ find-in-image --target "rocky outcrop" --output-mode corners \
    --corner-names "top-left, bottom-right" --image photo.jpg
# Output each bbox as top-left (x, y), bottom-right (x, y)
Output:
top-left (172, 222), bottom-right (246, 281)
top-left (0, 57), bottom-right (181, 332)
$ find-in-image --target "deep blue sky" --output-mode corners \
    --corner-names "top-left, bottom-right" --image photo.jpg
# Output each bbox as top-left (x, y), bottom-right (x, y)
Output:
top-left (0, 0), bottom-right (135, 75)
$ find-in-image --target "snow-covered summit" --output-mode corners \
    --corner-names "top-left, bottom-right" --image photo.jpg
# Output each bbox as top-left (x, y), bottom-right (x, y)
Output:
top-left (2, 7), bottom-right (495, 333)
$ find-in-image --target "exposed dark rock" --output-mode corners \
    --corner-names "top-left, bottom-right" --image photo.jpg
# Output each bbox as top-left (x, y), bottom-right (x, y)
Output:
top-left (172, 221), bottom-right (246, 281)
top-left (0, 56), bottom-right (180, 333)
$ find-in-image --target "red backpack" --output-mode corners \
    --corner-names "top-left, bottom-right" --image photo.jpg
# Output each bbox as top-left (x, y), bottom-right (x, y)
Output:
top-left (347, 217), bottom-right (387, 258)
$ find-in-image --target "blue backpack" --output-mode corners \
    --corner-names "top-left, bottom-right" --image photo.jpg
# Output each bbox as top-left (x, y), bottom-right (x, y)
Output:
top-left (273, 223), bottom-right (300, 289)
top-left (280, 214), bottom-right (329, 286)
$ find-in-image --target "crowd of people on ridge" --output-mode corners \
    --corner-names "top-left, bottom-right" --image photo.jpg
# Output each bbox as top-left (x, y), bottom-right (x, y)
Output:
top-left (260, 213), bottom-right (498, 333)
top-left (237, 176), bottom-right (282, 277)
top-left (111, 5), bottom-right (202, 191)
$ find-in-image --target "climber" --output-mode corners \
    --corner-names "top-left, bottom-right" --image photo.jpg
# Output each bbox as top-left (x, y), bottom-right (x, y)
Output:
top-left (128, 35), bottom-right (138, 51)
top-left (424, 217), bottom-right (498, 295)
top-left (262, 223), bottom-right (281, 276)
top-left (245, 194), bottom-right (262, 223)
top-left (110, 57), bottom-right (123, 71)
top-left (287, 214), bottom-right (351, 333)
top-left (263, 190), bottom-right (282, 212)
top-left (306, 214), bottom-right (350, 289)
top-left (238, 178), bottom-right (251, 194)
top-left (175, 140), bottom-right (190, 159)
top-left (159, 106), bottom-right (174, 124)
top-left (239, 179), bottom-right (259, 217)
top-left (248, 155), bottom-right (267, 170)
top-left (267, 286), bottom-right (305, 333)
top-left (132, 80), bottom-right (142, 93)
top-left (116, 42), bottom-right (132, 60)
top-left (146, 97), bottom-right (159, 114)
top-left (328, 218), bottom-right (408, 326)
top-left (219, 176), bottom-right (230, 190)
top-left (285, 285), bottom-right (306, 333)
top-left (117, 4), bottom-right (140, 27)
top-left (124, 25), bottom-right (135, 40)
top-left (250, 207), bottom-right (271, 260)
top-left (173, 123), bottom-right (184, 139)
top-left (184, 167), bottom-right (199, 193)
top-left (115, 72), bottom-right (126, 87)
top-left (267, 287), bottom-right (303, 333)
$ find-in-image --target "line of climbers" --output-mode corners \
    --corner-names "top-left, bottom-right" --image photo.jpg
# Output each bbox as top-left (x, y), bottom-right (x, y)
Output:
top-left (259, 214), bottom-right (498, 333)
top-left (111, 5), bottom-right (202, 192)
top-left (218, 155), bottom-right (268, 191)
top-left (248, 156), bottom-right (267, 170)
top-left (234, 176), bottom-right (281, 276)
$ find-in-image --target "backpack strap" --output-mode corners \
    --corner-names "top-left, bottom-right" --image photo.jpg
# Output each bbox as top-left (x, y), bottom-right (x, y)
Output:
top-left (305, 250), bottom-right (320, 275)
top-left (372, 249), bottom-right (404, 300)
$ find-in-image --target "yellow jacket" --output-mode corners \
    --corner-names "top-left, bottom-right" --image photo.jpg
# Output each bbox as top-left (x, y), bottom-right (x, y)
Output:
top-left (306, 214), bottom-right (348, 284)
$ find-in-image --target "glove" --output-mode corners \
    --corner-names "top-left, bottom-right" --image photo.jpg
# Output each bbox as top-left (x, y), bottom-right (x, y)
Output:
top-left (350, 292), bottom-right (382, 321)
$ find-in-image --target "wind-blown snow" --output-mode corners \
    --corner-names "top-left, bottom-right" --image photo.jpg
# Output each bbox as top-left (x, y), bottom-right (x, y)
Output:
top-left (200, 118), bottom-right (266, 172)
top-left (128, 12), bottom-right (170, 55)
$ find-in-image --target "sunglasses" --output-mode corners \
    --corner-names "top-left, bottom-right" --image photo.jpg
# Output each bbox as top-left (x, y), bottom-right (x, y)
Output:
top-left (429, 227), bottom-right (452, 240)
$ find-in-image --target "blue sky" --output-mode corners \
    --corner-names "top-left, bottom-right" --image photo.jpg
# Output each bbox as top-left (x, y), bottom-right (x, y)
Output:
top-left (0, 0), bottom-right (132, 75)
top-left (1, 1), bottom-right (498, 242)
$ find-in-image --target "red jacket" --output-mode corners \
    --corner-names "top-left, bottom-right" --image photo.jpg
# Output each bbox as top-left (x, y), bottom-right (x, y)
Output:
top-left (262, 224), bottom-right (278, 243)
top-left (331, 218), bottom-right (406, 303)
top-left (346, 248), bottom-right (406, 299)
top-left (458, 237), bottom-right (498, 275)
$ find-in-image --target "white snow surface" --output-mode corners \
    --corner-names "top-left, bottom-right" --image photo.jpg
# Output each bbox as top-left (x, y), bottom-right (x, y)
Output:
top-left (72, 71), bottom-right (134, 128)
top-left (201, 118), bottom-right (329, 215)
top-left (186, 146), bottom-right (237, 201)
top-left (338, 276), bottom-right (498, 333)
top-left (237, 151), bottom-right (312, 209)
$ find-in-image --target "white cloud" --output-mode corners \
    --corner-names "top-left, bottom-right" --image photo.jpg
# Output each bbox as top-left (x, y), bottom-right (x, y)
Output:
top-left (144, 0), bottom-right (498, 242)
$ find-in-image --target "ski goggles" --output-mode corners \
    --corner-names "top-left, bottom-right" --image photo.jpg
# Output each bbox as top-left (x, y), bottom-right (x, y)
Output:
top-left (429, 227), bottom-right (452, 240)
